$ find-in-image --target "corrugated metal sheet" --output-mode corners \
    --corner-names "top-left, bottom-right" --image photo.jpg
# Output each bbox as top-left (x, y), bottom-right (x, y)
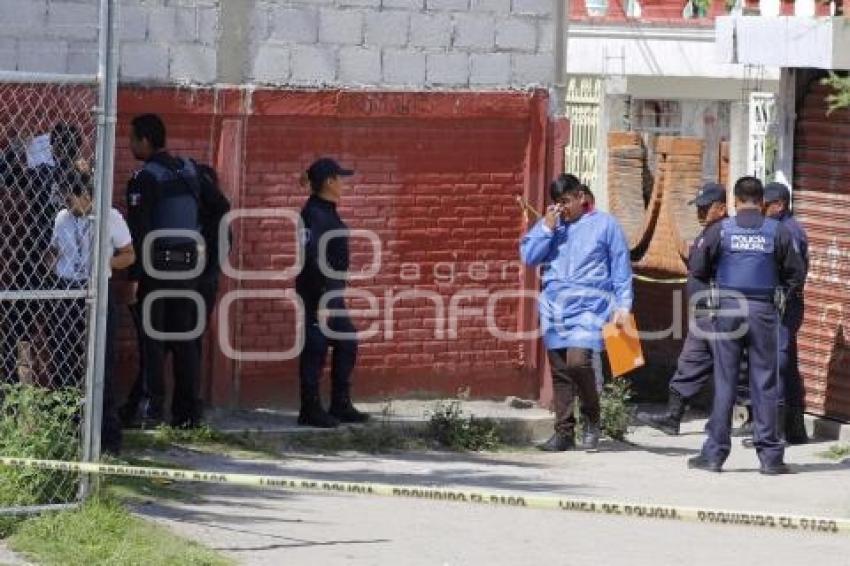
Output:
top-left (794, 81), bottom-right (850, 421)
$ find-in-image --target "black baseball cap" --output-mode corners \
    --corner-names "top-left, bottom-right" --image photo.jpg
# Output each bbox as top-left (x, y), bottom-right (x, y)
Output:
top-left (764, 181), bottom-right (791, 203)
top-left (306, 158), bottom-right (354, 188)
top-left (688, 182), bottom-right (726, 206)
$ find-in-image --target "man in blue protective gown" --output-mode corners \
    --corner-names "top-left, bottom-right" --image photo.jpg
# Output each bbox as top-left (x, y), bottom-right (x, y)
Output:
top-left (520, 174), bottom-right (634, 452)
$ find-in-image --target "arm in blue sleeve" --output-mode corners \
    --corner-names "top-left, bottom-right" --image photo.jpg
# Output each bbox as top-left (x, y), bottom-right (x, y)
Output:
top-left (608, 218), bottom-right (634, 311)
top-left (519, 220), bottom-right (557, 266)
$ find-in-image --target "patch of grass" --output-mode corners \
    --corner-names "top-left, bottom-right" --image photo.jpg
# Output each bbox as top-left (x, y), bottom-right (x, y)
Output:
top-left (101, 456), bottom-right (197, 504)
top-left (10, 497), bottom-right (232, 566)
top-left (600, 379), bottom-right (633, 441)
top-left (818, 445), bottom-right (850, 461)
top-left (124, 425), bottom-right (280, 460)
top-left (426, 400), bottom-right (502, 451)
top-left (0, 384), bottom-right (81, 536)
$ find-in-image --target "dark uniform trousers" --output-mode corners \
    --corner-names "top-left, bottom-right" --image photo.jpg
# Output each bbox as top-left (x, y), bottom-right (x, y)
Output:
top-left (140, 280), bottom-right (201, 425)
top-left (669, 314), bottom-right (714, 400)
top-left (704, 297), bottom-right (784, 467)
top-left (779, 298), bottom-right (804, 411)
top-left (547, 347), bottom-right (600, 436)
top-left (299, 313), bottom-right (358, 402)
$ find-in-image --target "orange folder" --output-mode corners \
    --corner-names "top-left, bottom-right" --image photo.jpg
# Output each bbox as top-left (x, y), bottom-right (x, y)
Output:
top-left (603, 314), bottom-right (645, 378)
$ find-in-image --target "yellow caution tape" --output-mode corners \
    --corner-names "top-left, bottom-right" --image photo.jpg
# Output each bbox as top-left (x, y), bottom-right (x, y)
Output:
top-left (633, 274), bottom-right (688, 284)
top-left (1, 457), bottom-right (847, 536)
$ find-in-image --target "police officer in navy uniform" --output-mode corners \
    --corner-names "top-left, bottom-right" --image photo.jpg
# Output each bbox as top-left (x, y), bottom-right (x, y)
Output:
top-left (636, 182), bottom-right (727, 435)
top-left (764, 181), bottom-right (809, 444)
top-left (296, 158), bottom-right (369, 428)
top-left (125, 114), bottom-right (204, 429)
top-left (688, 176), bottom-right (805, 474)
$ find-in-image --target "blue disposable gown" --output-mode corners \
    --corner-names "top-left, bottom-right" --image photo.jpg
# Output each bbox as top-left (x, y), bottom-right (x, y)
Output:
top-left (519, 210), bottom-right (634, 352)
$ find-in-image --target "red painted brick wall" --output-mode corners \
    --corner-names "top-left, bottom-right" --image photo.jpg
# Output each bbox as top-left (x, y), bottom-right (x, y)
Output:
top-left (106, 88), bottom-right (553, 410)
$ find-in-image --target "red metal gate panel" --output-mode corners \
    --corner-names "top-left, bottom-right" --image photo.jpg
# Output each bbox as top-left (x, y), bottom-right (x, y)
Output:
top-left (793, 81), bottom-right (850, 421)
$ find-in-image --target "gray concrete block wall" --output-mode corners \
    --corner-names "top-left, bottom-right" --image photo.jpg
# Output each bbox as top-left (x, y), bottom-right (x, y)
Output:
top-left (249, 0), bottom-right (555, 89)
top-left (0, 0), bottom-right (554, 89)
top-left (0, 0), bottom-right (219, 84)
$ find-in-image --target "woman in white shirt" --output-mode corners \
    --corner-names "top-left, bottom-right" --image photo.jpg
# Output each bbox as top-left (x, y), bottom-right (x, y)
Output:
top-left (49, 174), bottom-right (134, 454)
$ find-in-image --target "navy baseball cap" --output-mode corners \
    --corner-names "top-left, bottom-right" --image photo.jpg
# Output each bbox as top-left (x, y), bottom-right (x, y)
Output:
top-left (688, 182), bottom-right (727, 206)
top-left (764, 181), bottom-right (791, 203)
top-left (306, 158), bottom-right (354, 187)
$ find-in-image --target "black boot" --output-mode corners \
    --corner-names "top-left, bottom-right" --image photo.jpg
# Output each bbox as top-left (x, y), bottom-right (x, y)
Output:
top-left (636, 390), bottom-right (686, 436)
top-left (785, 406), bottom-right (809, 445)
top-left (537, 432), bottom-right (576, 452)
top-left (580, 422), bottom-right (601, 450)
top-left (298, 396), bottom-right (339, 429)
top-left (329, 397), bottom-right (370, 424)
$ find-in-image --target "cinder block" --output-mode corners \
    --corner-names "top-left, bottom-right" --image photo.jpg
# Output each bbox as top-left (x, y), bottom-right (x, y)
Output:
top-left (364, 11), bottom-right (408, 47)
top-left (470, 53), bottom-right (510, 85)
top-left (382, 49), bottom-right (425, 86)
top-left (339, 46), bottom-right (381, 84)
top-left (17, 40), bottom-right (67, 74)
top-left (511, 52), bottom-right (553, 86)
top-left (0, 38), bottom-right (17, 71)
top-left (67, 41), bottom-right (97, 75)
top-left (495, 17), bottom-right (536, 51)
top-left (291, 44), bottom-right (336, 84)
top-left (453, 13), bottom-right (495, 50)
top-left (197, 7), bottom-right (219, 45)
top-left (410, 13), bottom-right (451, 48)
top-left (252, 44), bottom-right (291, 83)
top-left (537, 19), bottom-right (553, 52)
top-left (470, 0), bottom-right (511, 13)
top-left (511, 0), bottom-right (552, 15)
top-left (426, 52), bottom-right (468, 86)
top-left (426, 0), bottom-right (469, 10)
top-left (270, 7), bottom-right (319, 43)
top-left (319, 9), bottom-right (363, 45)
top-left (119, 4), bottom-right (148, 42)
top-left (121, 42), bottom-right (169, 81)
top-left (0, 0), bottom-right (46, 37)
top-left (382, 0), bottom-right (424, 9)
top-left (46, 1), bottom-right (98, 41)
top-left (147, 7), bottom-right (177, 42)
top-left (175, 7), bottom-right (199, 42)
top-left (250, 6), bottom-right (270, 41)
top-left (171, 44), bottom-right (217, 83)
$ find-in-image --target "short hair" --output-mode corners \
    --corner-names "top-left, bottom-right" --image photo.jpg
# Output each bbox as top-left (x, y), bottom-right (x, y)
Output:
top-left (549, 173), bottom-right (583, 202)
top-left (733, 176), bottom-right (764, 204)
top-left (131, 113), bottom-right (166, 150)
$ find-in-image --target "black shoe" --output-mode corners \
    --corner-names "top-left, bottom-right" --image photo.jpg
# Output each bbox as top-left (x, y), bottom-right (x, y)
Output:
top-left (636, 411), bottom-right (681, 436)
top-left (760, 463), bottom-right (794, 476)
top-left (581, 423), bottom-right (601, 451)
top-left (742, 437), bottom-right (755, 449)
top-left (329, 401), bottom-right (370, 424)
top-left (298, 406), bottom-right (340, 428)
top-left (119, 404), bottom-right (141, 429)
top-left (537, 433), bottom-right (576, 452)
top-left (688, 455), bottom-right (722, 473)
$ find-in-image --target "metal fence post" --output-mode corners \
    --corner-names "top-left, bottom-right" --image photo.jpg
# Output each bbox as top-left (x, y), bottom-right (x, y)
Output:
top-left (80, 0), bottom-right (119, 498)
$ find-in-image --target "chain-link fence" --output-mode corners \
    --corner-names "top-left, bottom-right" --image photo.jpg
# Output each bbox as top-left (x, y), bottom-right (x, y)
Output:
top-left (0, 1), bottom-right (118, 519)
top-left (0, 77), bottom-right (98, 516)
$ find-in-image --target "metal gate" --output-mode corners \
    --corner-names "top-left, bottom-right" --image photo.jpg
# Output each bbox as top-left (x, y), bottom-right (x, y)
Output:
top-left (0, 0), bottom-right (118, 516)
top-left (747, 91), bottom-right (778, 182)
top-left (564, 77), bottom-right (602, 188)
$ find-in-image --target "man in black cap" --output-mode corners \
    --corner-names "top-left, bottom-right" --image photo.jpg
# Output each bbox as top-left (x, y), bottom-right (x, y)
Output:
top-left (295, 158), bottom-right (369, 428)
top-left (636, 182), bottom-right (727, 435)
top-left (764, 181), bottom-right (809, 444)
